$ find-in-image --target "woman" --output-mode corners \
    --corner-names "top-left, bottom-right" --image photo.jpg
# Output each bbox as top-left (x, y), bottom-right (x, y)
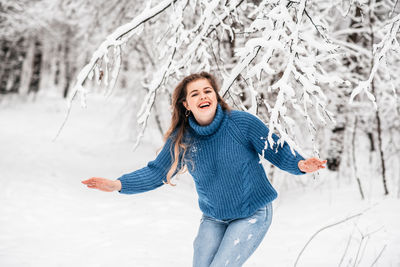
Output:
top-left (82, 72), bottom-right (326, 267)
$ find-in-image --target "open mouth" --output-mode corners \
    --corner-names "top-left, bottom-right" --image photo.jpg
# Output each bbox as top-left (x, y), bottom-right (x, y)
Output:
top-left (198, 102), bottom-right (211, 109)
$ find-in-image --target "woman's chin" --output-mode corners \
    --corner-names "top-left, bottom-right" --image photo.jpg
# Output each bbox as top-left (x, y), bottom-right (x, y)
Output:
top-left (194, 109), bottom-right (216, 125)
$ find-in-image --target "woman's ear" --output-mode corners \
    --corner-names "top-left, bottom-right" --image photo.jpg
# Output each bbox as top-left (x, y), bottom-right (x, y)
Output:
top-left (183, 101), bottom-right (189, 110)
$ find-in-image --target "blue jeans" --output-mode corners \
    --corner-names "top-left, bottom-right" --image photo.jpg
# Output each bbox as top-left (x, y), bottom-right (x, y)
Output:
top-left (193, 202), bottom-right (273, 267)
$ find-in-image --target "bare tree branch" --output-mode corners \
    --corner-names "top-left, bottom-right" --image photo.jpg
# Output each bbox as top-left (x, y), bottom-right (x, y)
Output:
top-left (294, 211), bottom-right (367, 267)
top-left (370, 244), bottom-right (387, 267)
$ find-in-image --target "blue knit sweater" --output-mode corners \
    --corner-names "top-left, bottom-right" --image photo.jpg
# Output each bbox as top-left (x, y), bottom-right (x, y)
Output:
top-left (118, 104), bottom-right (305, 220)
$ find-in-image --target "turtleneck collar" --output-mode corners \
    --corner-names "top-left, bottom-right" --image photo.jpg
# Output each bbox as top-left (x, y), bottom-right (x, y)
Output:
top-left (188, 104), bottom-right (225, 136)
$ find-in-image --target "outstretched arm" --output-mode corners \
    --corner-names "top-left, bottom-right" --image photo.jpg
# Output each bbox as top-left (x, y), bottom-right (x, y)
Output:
top-left (82, 137), bottom-right (180, 194)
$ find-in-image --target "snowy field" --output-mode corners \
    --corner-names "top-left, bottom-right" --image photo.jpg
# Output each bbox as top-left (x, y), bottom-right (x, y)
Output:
top-left (0, 96), bottom-right (399, 267)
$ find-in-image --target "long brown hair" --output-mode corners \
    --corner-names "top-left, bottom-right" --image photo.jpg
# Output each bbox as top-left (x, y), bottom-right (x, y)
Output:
top-left (163, 72), bottom-right (230, 185)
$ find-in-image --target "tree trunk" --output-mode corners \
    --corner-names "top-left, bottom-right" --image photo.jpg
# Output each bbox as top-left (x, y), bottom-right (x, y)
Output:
top-left (54, 44), bottom-right (62, 86)
top-left (28, 39), bottom-right (43, 94)
top-left (398, 156), bottom-right (400, 198)
top-left (371, 79), bottom-right (389, 195)
top-left (63, 28), bottom-right (72, 98)
top-left (0, 40), bottom-right (11, 94)
top-left (19, 37), bottom-right (36, 96)
top-left (9, 38), bottom-right (26, 94)
top-left (368, 0), bottom-right (389, 195)
top-left (0, 38), bottom-right (26, 95)
top-left (0, 40), bottom-right (7, 84)
top-left (327, 95), bottom-right (346, 171)
top-left (352, 116), bottom-right (364, 199)
top-left (367, 132), bottom-right (375, 151)
top-left (37, 39), bottom-right (61, 97)
top-left (54, 41), bottom-right (68, 97)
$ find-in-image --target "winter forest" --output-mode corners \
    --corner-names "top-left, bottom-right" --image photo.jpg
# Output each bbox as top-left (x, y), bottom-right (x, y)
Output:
top-left (1, 0), bottom-right (400, 266)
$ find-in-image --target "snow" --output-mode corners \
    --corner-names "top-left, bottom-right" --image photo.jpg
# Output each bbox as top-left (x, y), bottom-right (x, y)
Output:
top-left (1, 96), bottom-right (399, 267)
top-left (248, 219), bottom-right (257, 224)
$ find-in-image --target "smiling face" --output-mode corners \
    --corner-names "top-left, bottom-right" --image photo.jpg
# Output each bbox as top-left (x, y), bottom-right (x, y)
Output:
top-left (183, 78), bottom-right (218, 126)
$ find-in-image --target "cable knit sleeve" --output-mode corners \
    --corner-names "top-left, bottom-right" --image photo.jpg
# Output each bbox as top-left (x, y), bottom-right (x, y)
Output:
top-left (230, 110), bottom-right (306, 175)
top-left (117, 137), bottom-right (180, 194)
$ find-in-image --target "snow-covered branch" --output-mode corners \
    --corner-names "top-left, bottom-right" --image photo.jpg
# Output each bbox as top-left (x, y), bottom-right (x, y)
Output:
top-left (220, 0), bottom-right (341, 155)
top-left (349, 13), bottom-right (400, 108)
top-left (133, 0), bottom-right (246, 148)
top-left (67, 0), bottom-right (179, 108)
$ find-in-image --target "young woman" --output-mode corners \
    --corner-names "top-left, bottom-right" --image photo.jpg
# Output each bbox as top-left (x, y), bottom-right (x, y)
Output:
top-left (82, 72), bottom-right (326, 267)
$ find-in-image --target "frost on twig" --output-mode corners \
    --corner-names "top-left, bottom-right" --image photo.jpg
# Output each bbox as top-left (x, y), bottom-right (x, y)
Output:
top-left (222, 0), bottom-right (341, 156)
top-left (349, 14), bottom-right (400, 109)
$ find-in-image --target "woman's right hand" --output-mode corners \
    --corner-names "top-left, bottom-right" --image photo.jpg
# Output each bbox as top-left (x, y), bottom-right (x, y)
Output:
top-left (81, 177), bottom-right (122, 192)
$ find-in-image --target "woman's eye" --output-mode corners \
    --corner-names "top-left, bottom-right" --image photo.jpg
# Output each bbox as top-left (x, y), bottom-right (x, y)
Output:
top-left (191, 93), bottom-right (198, 97)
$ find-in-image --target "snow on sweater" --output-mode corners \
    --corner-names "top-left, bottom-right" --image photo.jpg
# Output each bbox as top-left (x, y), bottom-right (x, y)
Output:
top-left (118, 104), bottom-right (305, 220)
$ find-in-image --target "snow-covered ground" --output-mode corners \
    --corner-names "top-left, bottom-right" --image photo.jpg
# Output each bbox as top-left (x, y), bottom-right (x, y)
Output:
top-left (1, 96), bottom-right (399, 267)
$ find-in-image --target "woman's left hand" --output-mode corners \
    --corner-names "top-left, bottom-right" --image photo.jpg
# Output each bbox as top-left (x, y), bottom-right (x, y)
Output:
top-left (298, 158), bottom-right (327, 173)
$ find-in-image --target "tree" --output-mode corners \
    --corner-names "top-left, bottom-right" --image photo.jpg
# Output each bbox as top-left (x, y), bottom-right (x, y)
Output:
top-left (1, 0), bottom-right (399, 195)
